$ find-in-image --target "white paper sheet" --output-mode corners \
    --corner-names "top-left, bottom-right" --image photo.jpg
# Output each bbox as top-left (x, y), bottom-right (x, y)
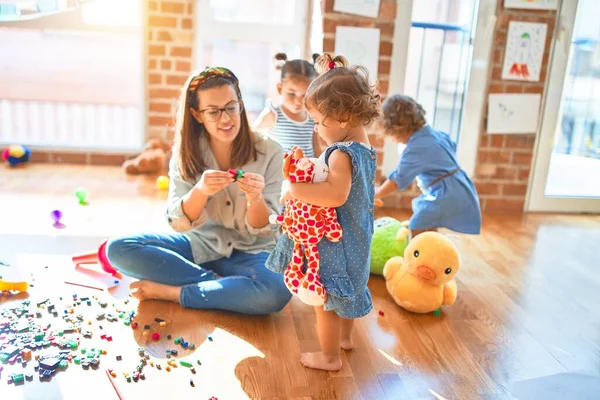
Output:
top-left (502, 21), bottom-right (547, 82)
top-left (334, 26), bottom-right (380, 83)
top-left (333, 0), bottom-right (381, 18)
top-left (487, 93), bottom-right (541, 134)
top-left (504, 0), bottom-right (558, 10)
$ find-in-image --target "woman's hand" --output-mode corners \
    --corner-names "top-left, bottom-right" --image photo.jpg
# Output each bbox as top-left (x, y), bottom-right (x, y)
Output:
top-left (195, 170), bottom-right (234, 196)
top-left (237, 172), bottom-right (265, 203)
top-left (279, 180), bottom-right (291, 204)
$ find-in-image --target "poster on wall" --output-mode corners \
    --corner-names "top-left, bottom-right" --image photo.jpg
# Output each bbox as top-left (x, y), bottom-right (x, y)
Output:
top-left (487, 93), bottom-right (541, 134)
top-left (334, 26), bottom-right (380, 83)
top-left (502, 21), bottom-right (547, 81)
top-left (333, 0), bottom-right (381, 18)
top-left (504, 0), bottom-right (558, 10)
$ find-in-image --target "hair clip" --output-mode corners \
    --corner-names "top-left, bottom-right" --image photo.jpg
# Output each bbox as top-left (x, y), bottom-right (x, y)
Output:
top-left (328, 61), bottom-right (335, 70)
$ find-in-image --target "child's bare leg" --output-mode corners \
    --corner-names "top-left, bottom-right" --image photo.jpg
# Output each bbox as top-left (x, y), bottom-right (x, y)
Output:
top-left (301, 306), bottom-right (342, 371)
top-left (340, 318), bottom-right (355, 350)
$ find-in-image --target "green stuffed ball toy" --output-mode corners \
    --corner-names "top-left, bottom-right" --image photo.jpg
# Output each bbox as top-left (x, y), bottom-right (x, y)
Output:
top-left (370, 217), bottom-right (409, 275)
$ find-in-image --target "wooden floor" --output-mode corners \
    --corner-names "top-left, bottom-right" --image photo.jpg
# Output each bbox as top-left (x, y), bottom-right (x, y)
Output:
top-left (1, 164), bottom-right (600, 400)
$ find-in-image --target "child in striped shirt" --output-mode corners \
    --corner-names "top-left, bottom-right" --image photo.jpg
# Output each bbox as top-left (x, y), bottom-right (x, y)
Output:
top-left (253, 53), bottom-right (323, 158)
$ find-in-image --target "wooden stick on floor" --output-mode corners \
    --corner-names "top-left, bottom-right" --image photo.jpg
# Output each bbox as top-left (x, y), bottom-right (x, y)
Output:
top-left (105, 369), bottom-right (125, 400)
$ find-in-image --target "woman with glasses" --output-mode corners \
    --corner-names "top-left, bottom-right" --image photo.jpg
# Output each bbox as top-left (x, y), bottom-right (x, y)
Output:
top-left (106, 67), bottom-right (292, 315)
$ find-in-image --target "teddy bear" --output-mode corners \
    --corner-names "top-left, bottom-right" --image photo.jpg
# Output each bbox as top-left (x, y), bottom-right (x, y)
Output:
top-left (123, 138), bottom-right (172, 175)
top-left (269, 146), bottom-right (343, 306)
top-left (383, 231), bottom-right (460, 314)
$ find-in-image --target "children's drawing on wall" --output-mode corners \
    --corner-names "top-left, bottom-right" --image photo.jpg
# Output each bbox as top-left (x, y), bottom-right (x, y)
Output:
top-left (504, 0), bottom-right (558, 10)
top-left (502, 21), bottom-right (547, 82)
top-left (335, 26), bottom-right (380, 84)
top-left (487, 93), bottom-right (541, 134)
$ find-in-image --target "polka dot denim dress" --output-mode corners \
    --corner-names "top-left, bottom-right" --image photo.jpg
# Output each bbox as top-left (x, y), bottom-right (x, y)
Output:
top-left (267, 142), bottom-right (377, 318)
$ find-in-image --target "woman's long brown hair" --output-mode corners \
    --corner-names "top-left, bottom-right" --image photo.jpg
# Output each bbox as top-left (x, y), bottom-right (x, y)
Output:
top-left (174, 73), bottom-right (256, 182)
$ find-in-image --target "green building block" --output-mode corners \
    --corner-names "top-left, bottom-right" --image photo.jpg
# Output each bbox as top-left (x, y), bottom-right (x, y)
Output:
top-left (58, 360), bottom-right (68, 369)
top-left (174, 337), bottom-right (181, 344)
top-left (12, 373), bottom-right (24, 383)
top-left (180, 361), bottom-right (192, 368)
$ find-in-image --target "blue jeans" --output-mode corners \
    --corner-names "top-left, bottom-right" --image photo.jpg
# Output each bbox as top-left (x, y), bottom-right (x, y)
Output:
top-left (106, 233), bottom-right (291, 315)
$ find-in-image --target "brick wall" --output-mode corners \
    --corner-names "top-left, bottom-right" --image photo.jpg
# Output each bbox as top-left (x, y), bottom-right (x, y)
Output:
top-left (146, 0), bottom-right (195, 142)
top-left (474, 3), bottom-right (557, 212)
top-left (321, 0), bottom-right (397, 184)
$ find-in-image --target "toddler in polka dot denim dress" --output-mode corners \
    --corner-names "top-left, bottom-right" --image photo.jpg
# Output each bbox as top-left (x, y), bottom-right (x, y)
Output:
top-left (266, 53), bottom-right (379, 371)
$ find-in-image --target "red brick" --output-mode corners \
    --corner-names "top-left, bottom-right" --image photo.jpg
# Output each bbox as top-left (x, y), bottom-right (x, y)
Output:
top-left (478, 149), bottom-right (511, 164)
top-left (157, 31), bottom-right (173, 42)
top-left (89, 154), bottom-right (126, 166)
top-left (187, 2), bottom-right (193, 15)
top-left (488, 82), bottom-right (504, 93)
top-left (148, 31), bottom-right (153, 41)
top-left (149, 116), bottom-right (174, 126)
top-left (512, 151), bottom-right (533, 166)
top-left (181, 17), bottom-right (193, 29)
top-left (475, 182), bottom-right (501, 195)
top-left (148, 15), bottom-right (177, 28)
top-left (485, 198), bottom-right (525, 212)
top-left (149, 102), bottom-right (172, 113)
top-left (378, 59), bottom-right (391, 75)
top-left (149, 44), bottom-right (166, 56)
top-left (148, 59), bottom-right (157, 69)
top-left (176, 60), bottom-right (191, 72)
top-left (149, 73), bottom-right (162, 84)
top-left (149, 1), bottom-right (157, 11)
top-left (506, 84), bottom-right (523, 93)
top-left (475, 164), bottom-right (497, 178)
top-left (323, 17), bottom-right (337, 33)
top-left (502, 183), bottom-right (528, 196)
top-left (506, 136), bottom-right (534, 149)
top-left (377, 79), bottom-right (389, 95)
top-left (166, 74), bottom-right (188, 86)
top-left (379, 1), bottom-right (397, 20)
top-left (161, 1), bottom-right (185, 13)
top-left (379, 41), bottom-right (393, 57)
top-left (322, 0), bottom-right (334, 13)
top-left (540, 67), bottom-right (548, 82)
top-left (492, 66), bottom-right (503, 80)
top-left (323, 38), bottom-right (335, 52)
top-left (493, 48), bottom-right (503, 65)
top-left (29, 151), bottom-right (50, 163)
top-left (49, 152), bottom-right (88, 164)
top-left (523, 85), bottom-right (544, 94)
top-left (161, 60), bottom-right (172, 70)
top-left (494, 31), bottom-right (506, 46)
top-left (376, 22), bottom-right (394, 38)
top-left (171, 46), bottom-right (192, 57)
top-left (497, 13), bottom-right (511, 30)
top-left (518, 168), bottom-right (531, 181)
top-left (494, 166), bottom-right (518, 180)
top-left (149, 88), bottom-right (181, 99)
top-left (488, 135), bottom-right (505, 148)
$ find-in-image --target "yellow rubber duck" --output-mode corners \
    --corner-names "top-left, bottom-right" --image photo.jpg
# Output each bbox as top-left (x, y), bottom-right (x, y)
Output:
top-left (383, 231), bottom-right (460, 314)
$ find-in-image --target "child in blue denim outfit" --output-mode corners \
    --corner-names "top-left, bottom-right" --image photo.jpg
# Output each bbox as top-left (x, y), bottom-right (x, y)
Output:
top-left (375, 95), bottom-right (481, 238)
top-left (267, 53), bottom-right (378, 372)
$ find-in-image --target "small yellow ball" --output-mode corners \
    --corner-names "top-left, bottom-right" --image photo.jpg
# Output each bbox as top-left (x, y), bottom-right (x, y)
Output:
top-left (156, 175), bottom-right (169, 190)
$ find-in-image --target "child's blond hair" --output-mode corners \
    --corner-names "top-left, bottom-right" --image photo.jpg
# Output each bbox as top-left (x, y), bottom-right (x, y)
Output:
top-left (304, 53), bottom-right (380, 127)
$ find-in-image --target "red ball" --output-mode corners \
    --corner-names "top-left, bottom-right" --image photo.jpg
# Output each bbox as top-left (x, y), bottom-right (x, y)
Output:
top-left (378, 310), bottom-right (385, 316)
top-left (152, 332), bottom-right (160, 341)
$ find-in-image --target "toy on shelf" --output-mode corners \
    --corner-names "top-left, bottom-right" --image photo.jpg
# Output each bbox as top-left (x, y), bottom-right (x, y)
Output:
top-left (50, 209), bottom-right (65, 229)
top-left (383, 231), bottom-right (461, 314)
top-left (370, 217), bottom-right (409, 275)
top-left (72, 239), bottom-right (117, 276)
top-left (156, 176), bottom-right (169, 190)
top-left (2, 144), bottom-right (30, 166)
top-left (74, 187), bottom-right (89, 205)
top-left (269, 147), bottom-right (342, 306)
top-left (0, 279), bottom-right (28, 292)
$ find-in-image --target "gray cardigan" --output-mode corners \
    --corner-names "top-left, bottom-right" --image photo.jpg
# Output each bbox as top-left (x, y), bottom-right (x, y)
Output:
top-left (165, 133), bottom-right (284, 264)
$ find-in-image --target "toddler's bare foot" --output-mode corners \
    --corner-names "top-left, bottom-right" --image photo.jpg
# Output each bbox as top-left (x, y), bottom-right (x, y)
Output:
top-left (300, 352), bottom-right (342, 371)
top-left (130, 280), bottom-right (181, 303)
top-left (340, 338), bottom-right (355, 351)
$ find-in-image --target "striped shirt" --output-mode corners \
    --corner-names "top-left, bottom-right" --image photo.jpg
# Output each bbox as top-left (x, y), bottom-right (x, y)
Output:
top-left (267, 101), bottom-right (316, 158)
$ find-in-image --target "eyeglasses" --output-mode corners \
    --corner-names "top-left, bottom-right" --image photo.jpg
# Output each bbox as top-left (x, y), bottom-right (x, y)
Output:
top-left (198, 101), bottom-right (244, 122)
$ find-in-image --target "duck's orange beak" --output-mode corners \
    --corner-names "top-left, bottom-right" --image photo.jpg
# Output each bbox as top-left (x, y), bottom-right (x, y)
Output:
top-left (417, 266), bottom-right (437, 281)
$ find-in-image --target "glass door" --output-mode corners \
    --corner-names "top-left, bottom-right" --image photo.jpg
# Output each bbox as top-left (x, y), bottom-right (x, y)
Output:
top-left (527, 0), bottom-right (600, 212)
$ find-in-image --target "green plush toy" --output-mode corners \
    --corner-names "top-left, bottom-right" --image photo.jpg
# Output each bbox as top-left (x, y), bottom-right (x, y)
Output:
top-left (370, 217), bottom-right (409, 275)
